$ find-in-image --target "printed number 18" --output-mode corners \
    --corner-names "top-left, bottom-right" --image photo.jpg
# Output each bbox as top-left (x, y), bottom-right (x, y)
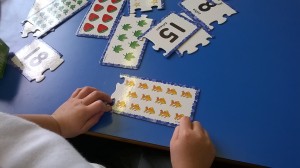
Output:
top-left (159, 22), bottom-right (186, 43)
top-left (24, 47), bottom-right (48, 67)
top-left (198, 2), bottom-right (216, 12)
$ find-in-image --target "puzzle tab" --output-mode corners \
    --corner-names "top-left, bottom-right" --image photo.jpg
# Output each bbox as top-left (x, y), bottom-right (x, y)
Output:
top-left (11, 40), bottom-right (64, 82)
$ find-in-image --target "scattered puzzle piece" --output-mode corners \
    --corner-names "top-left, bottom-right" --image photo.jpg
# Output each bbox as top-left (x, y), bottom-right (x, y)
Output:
top-left (11, 40), bottom-right (64, 82)
top-left (177, 12), bottom-right (212, 55)
top-left (180, 0), bottom-right (237, 29)
top-left (142, 12), bottom-right (199, 57)
top-left (101, 14), bottom-right (153, 69)
top-left (21, 0), bottom-right (89, 38)
top-left (129, 0), bottom-right (163, 14)
top-left (111, 74), bottom-right (200, 126)
top-left (77, 0), bottom-right (126, 38)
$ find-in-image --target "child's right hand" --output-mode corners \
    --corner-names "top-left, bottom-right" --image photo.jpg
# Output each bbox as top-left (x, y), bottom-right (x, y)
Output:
top-left (170, 117), bottom-right (215, 168)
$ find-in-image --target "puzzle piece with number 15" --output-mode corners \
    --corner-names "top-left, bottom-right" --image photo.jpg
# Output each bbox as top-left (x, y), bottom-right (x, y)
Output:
top-left (142, 13), bottom-right (199, 57)
top-left (180, 0), bottom-right (237, 30)
top-left (12, 40), bottom-right (64, 82)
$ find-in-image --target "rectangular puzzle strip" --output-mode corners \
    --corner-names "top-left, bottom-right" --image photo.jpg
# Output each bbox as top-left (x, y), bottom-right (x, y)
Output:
top-left (77, 0), bottom-right (126, 39)
top-left (22, 0), bottom-right (89, 38)
top-left (111, 74), bottom-right (200, 126)
top-left (101, 15), bottom-right (153, 69)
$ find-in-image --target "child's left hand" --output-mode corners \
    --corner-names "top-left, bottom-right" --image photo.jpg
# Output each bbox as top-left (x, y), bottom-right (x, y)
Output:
top-left (52, 86), bottom-right (112, 138)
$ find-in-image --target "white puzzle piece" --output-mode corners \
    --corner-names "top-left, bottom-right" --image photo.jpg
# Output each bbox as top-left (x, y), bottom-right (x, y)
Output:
top-left (129, 0), bottom-right (163, 14)
top-left (180, 0), bottom-right (237, 29)
top-left (77, 0), bottom-right (126, 39)
top-left (21, 0), bottom-right (89, 38)
top-left (142, 13), bottom-right (199, 57)
top-left (11, 40), bottom-right (64, 82)
top-left (177, 13), bottom-right (212, 56)
top-left (101, 15), bottom-right (153, 69)
top-left (111, 74), bottom-right (200, 126)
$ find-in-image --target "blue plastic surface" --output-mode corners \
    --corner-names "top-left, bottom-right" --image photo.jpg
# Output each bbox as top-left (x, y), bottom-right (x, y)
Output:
top-left (0, 0), bottom-right (300, 167)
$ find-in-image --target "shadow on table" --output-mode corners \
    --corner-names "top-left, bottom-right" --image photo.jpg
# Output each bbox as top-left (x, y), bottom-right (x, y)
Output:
top-left (0, 53), bottom-right (22, 101)
top-left (69, 134), bottom-right (269, 168)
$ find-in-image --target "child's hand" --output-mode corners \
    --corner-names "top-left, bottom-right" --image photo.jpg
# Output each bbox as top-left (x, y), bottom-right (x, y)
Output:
top-left (52, 87), bottom-right (112, 138)
top-left (170, 117), bottom-right (215, 168)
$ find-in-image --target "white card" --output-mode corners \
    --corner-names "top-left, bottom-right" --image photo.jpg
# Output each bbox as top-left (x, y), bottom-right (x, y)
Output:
top-left (180, 0), bottom-right (237, 29)
top-left (111, 74), bottom-right (200, 126)
top-left (142, 12), bottom-right (199, 57)
top-left (129, 0), bottom-right (163, 14)
top-left (12, 40), bottom-right (64, 82)
top-left (77, 0), bottom-right (126, 38)
top-left (22, 0), bottom-right (89, 38)
top-left (101, 15), bottom-right (153, 69)
top-left (177, 12), bottom-right (212, 55)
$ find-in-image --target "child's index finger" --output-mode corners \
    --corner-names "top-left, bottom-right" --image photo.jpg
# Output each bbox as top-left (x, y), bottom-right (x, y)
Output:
top-left (179, 116), bottom-right (192, 131)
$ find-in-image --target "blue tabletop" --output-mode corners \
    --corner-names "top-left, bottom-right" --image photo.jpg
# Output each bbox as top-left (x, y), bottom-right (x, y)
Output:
top-left (1, 0), bottom-right (300, 167)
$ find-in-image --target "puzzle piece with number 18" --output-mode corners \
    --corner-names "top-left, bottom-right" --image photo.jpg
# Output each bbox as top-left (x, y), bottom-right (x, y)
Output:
top-left (180, 0), bottom-right (237, 30)
top-left (11, 40), bottom-right (64, 82)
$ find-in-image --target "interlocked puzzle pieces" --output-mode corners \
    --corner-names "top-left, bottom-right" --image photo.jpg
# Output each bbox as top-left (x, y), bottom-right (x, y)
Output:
top-left (101, 15), bottom-right (153, 69)
top-left (180, 0), bottom-right (237, 30)
top-left (177, 13), bottom-right (212, 55)
top-left (142, 12), bottom-right (199, 57)
top-left (21, 0), bottom-right (89, 38)
top-left (77, 0), bottom-right (126, 38)
top-left (129, 0), bottom-right (164, 14)
top-left (111, 74), bottom-right (200, 126)
top-left (11, 40), bottom-right (64, 82)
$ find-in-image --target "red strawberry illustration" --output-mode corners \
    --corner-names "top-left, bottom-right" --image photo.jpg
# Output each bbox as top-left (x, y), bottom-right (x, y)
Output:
top-left (88, 13), bottom-right (99, 21)
top-left (94, 4), bottom-right (104, 12)
top-left (102, 14), bottom-right (113, 23)
top-left (83, 23), bottom-right (94, 32)
top-left (97, 24), bottom-right (108, 33)
top-left (111, 0), bottom-right (121, 4)
top-left (98, 0), bottom-right (107, 3)
top-left (107, 5), bottom-right (117, 13)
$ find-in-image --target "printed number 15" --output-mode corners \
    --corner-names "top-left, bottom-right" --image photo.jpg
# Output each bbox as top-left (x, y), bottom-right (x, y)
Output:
top-left (159, 22), bottom-right (186, 43)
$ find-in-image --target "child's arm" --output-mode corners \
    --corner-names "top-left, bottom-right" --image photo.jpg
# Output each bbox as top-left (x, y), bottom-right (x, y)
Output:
top-left (18, 86), bottom-right (112, 138)
top-left (170, 116), bottom-right (216, 168)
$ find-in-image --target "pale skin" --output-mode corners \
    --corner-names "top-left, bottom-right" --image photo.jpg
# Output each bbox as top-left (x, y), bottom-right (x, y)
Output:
top-left (18, 86), bottom-right (216, 168)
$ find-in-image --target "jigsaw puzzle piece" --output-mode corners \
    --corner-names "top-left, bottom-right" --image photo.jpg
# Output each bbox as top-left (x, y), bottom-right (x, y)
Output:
top-left (129, 0), bottom-right (163, 14)
top-left (142, 13), bottom-right (199, 57)
top-left (181, 0), bottom-right (237, 29)
top-left (11, 40), bottom-right (64, 82)
top-left (177, 13), bottom-right (212, 55)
